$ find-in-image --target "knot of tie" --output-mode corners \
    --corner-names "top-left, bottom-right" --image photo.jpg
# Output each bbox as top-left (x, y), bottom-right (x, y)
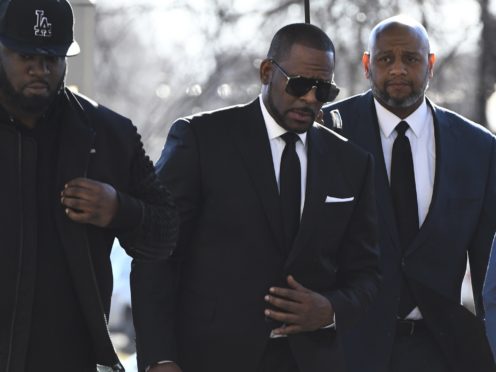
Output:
top-left (395, 121), bottom-right (409, 137)
top-left (281, 132), bottom-right (299, 145)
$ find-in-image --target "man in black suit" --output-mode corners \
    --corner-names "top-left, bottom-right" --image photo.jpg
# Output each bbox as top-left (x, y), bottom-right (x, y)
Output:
top-left (323, 15), bottom-right (496, 372)
top-left (139, 23), bottom-right (380, 372)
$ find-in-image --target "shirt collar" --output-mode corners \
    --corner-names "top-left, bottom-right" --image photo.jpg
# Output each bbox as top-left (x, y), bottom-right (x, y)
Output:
top-left (374, 97), bottom-right (429, 139)
top-left (259, 95), bottom-right (307, 145)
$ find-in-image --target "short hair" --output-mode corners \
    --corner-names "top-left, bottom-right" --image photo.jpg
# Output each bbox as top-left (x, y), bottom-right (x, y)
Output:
top-left (267, 23), bottom-right (335, 62)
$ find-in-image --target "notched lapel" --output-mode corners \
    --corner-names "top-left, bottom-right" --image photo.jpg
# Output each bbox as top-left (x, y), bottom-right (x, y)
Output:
top-left (229, 101), bottom-right (285, 254)
top-left (405, 105), bottom-right (453, 256)
top-left (350, 93), bottom-right (399, 247)
top-left (285, 125), bottom-right (348, 266)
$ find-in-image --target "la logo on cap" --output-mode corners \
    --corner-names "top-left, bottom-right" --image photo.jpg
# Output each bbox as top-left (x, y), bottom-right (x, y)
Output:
top-left (34, 10), bottom-right (52, 38)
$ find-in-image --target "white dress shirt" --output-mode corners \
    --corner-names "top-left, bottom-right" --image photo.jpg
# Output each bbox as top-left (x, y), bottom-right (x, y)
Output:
top-left (259, 96), bottom-right (308, 216)
top-left (374, 98), bottom-right (436, 319)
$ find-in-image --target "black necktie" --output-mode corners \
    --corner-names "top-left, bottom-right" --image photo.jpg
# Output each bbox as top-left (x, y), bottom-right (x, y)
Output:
top-left (280, 132), bottom-right (301, 253)
top-left (391, 121), bottom-right (419, 318)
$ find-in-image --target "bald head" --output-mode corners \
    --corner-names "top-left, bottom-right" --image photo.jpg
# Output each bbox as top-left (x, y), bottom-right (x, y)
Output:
top-left (368, 16), bottom-right (431, 56)
top-left (362, 15), bottom-right (436, 118)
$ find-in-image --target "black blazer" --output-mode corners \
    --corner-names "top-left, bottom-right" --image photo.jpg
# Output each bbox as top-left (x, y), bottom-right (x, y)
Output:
top-left (323, 91), bottom-right (496, 372)
top-left (139, 99), bottom-right (380, 372)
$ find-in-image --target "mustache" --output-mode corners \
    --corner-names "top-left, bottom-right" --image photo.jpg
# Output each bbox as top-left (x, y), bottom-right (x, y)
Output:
top-left (289, 106), bottom-right (316, 116)
top-left (385, 79), bottom-right (411, 86)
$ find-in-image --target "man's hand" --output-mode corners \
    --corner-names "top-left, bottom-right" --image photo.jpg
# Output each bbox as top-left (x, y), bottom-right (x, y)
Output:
top-left (60, 177), bottom-right (118, 227)
top-left (147, 362), bottom-right (182, 372)
top-left (264, 275), bottom-right (334, 335)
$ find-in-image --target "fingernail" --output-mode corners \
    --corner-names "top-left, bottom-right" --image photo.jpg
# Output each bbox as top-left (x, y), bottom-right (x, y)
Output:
top-left (264, 309), bottom-right (270, 316)
top-left (264, 295), bottom-right (270, 301)
top-left (65, 208), bottom-right (69, 214)
top-left (269, 287), bottom-right (275, 293)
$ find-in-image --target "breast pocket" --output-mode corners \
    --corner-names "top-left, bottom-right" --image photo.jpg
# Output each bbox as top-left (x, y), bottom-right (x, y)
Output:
top-left (315, 198), bottom-right (355, 235)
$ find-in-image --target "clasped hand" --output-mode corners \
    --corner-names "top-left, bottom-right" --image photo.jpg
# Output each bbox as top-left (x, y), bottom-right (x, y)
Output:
top-left (60, 177), bottom-right (118, 227)
top-left (264, 275), bottom-right (334, 336)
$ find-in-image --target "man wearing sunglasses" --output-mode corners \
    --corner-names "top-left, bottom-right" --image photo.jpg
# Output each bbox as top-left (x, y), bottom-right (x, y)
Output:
top-left (323, 15), bottom-right (496, 372)
top-left (142, 23), bottom-right (380, 372)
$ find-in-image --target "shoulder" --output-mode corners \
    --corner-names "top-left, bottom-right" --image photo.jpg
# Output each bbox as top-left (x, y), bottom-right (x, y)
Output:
top-left (172, 99), bottom-right (259, 130)
top-left (312, 122), bottom-right (372, 161)
top-left (66, 92), bottom-right (141, 149)
top-left (322, 91), bottom-right (372, 129)
top-left (323, 91), bottom-right (371, 114)
top-left (430, 100), bottom-right (495, 144)
top-left (312, 121), bottom-right (348, 142)
top-left (71, 92), bottom-right (133, 127)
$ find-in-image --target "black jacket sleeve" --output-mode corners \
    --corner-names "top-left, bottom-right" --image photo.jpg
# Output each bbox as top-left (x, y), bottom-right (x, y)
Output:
top-left (108, 125), bottom-right (179, 261)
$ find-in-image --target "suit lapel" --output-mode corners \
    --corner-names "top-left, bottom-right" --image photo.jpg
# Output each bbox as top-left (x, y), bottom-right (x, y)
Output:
top-left (349, 92), bottom-right (399, 247)
top-left (406, 101), bottom-right (453, 256)
top-left (285, 124), bottom-right (332, 266)
top-left (229, 99), bottom-right (285, 254)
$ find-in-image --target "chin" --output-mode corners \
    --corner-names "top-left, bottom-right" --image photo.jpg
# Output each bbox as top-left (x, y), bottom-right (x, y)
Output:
top-left (289, 122), bottom-right (313, 134)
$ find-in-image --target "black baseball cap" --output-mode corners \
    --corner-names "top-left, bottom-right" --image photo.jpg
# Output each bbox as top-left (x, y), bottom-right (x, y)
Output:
top-left (0, 0), bottom-right (80, 57)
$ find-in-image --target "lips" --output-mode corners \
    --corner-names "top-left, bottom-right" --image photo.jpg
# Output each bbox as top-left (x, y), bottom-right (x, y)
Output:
top-left (386, 80), bottom-right (411, 88)
top-left (288, 108), bottom-right (315, 122)
top-left (26, 81), bottom-right (48, 89)
top-left (24, 81), bottom-right (50, 94)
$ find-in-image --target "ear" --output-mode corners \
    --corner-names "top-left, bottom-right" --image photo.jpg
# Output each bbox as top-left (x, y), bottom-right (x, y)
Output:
top-left (428, 53), bottom-right (436, 78)
top-left (260, 59), bottom-right (273, 85)
top-left (362, 52), bottom-right (371, 79)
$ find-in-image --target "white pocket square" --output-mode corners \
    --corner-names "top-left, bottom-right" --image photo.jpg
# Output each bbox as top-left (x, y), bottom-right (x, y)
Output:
top-left (325, 196), bottom-right (354, 203)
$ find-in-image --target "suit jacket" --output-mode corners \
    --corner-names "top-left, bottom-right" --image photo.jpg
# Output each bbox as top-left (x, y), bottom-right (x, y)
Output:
top-left (0, 89), bottom-right (178, 371)
top-left (138, 98), bottom-right (380, 372)
top-left (484, 235), bottom-right (496, 361)
top-left (323, 91), bottom-right (496, 372)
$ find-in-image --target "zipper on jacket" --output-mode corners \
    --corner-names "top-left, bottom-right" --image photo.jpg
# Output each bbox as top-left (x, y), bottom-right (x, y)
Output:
top-left (84, 131), bottom-right (123, 370)
top-left (5, 131), bottom-right (24, 372)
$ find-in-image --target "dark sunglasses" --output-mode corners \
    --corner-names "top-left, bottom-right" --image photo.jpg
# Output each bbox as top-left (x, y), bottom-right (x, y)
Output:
top-left (270, 59), bottom-right (340, 103)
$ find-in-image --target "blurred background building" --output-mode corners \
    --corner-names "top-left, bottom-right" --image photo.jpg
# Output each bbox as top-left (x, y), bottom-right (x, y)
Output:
top-left (67, 0), bottom-right (496, 369)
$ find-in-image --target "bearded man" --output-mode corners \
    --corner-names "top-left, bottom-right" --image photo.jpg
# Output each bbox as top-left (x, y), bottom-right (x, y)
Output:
top-left (0, 0), bottom-right (178, 371)
top-left (323, 15), bottom-right (496, 372)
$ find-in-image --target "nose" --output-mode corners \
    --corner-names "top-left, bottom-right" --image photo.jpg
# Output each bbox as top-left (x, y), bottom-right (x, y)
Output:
top-left (389, 59), bottom-right (407, 76)
top-left (299, 86), bottom-right (320, 105)
top-left (28, 56), bottom-right (51, 76)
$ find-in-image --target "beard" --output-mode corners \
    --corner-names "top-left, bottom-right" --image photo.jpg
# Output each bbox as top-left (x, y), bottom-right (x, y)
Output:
top-left (370, 69), bottom-right (430, 109)
top-left (0, 61), bottom-right (65, 115)
top-left (266, 82), bottom-right (316, 134)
